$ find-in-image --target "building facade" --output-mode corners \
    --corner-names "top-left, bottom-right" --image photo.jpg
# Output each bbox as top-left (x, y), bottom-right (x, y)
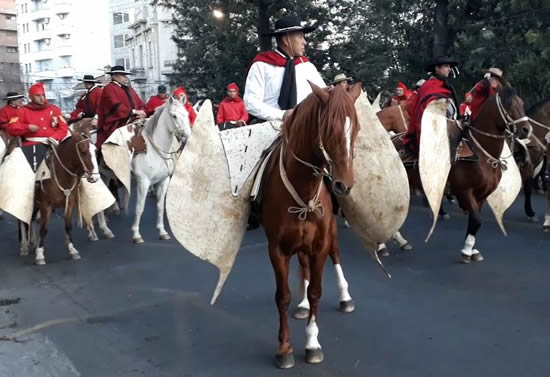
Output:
top-left (15, 0), bottom-right (111, 112)
top-left (0, 0), bottom-right (23, 99)
top-left (125, 3), bottom-right (177, 101)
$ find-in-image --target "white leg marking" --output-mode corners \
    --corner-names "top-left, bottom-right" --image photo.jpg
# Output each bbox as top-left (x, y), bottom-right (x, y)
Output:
top-left (305, 315), bottom-right (321, 350)
top-left (461, 234), bottom-right (475, 256)
top-left (297, 279), bottom-right (310, 310)
top-left (97, 211), bottom-right (114, 239)
top-left (87, 221), bottom-right (99, 241)
top-left (334, 264), bottom-right (352, 302)
top-left (67, 242), bottom-right (80, 260)
top-left (544, 214), bottom-right (550, 227)
top-left (392, 232), bottom-right (408, 247)
top-left (377, 243), bottom-right (387, 252)
top-left (35, 247), bottom-right (45, 265)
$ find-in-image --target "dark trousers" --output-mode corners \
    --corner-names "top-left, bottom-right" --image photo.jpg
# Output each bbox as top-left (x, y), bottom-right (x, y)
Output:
top-left (22, 144), bottom-right (47, 172)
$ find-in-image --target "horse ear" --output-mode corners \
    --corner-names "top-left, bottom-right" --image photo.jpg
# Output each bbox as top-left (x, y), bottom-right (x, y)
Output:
top-left (348, 82), bottom-right (363, 102)
top-left (308, 81), bottom-right (329, 105)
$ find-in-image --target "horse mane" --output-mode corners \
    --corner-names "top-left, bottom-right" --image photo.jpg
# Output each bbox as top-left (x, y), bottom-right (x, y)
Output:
top-left (145, 102), bottom-right (167, 133)
top-left (283, 86), bottom-right (357, 149)
top-left (526, 95), bottom-right (550, 116)
top-left (501, 85), bottom-right (518, 109)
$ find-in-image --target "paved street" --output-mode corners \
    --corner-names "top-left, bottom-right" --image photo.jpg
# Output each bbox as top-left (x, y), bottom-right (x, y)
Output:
top-left (0, 191), bottom-right (549, 377)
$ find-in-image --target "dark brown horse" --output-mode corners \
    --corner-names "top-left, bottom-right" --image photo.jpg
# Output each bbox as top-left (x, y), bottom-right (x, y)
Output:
top-left (27, 130), bottom-right (100, 264)
top-left (515, 97), bottom-right (549, 225)
top-left (449, 86), bottom-right (531, 262)
top-left (261, 82), bottom-right (361, 368)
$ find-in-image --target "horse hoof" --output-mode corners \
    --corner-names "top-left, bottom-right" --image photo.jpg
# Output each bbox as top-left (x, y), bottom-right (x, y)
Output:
top-left (543, 225), bottom-right (550, 232)
top-left (159, 234), bottom-right (171, 241)
top-left (343, 220), bottom-right (351, 229)
top-left (104, 231), bottom-right (115, 239)
top-left (293, 307), bottom-right (310, 320)
top-left (401, 243), bottom-right (413, 251)
top-left (339, 300), bottom-right (355, 313)
top-left (275, 352), bottom-right (295, 369)
top-left (133, 237), bottom-right (144, 244)
top-left (460, 253), bottom-right (471, 264)
top-left (113, 209), bottom-right (121, 216)
top-left (88, 235), bottom-right (99, 242)
top-left (378, 248), bottom-right (390, 257)
top-left (71, 253), bottom-right (81, 261)
top-left (528, 216), bottom-right (539, 223)
top-left (471, 253), bottom-right (484, 262)
top-left (35, 258), bottom-right (46, 265)
top-left (305, 348), bottom-right (324, 364)
top-left (20, 249), bottom-right (29, 257)
top-left (441, 213), bottom-right (451, 220)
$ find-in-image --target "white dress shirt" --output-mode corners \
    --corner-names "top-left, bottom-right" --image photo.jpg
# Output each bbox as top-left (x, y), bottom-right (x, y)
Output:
top-left (244, 54), bottom-right (326, 121)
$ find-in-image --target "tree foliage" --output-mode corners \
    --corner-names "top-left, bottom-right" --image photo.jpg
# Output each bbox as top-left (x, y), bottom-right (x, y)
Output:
top-left (154, 0), bottom-right (550, 107)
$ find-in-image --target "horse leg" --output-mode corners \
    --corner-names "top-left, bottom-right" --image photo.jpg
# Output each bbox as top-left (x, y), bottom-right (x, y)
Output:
top-left (523, 177), bottom-right (538, 222)
top-left (460, 207), bottom-right (483, 264)
top-left (376, 242), bottom-right (390, 257)
top-left (35, 205), bottom-right (52, 265)
top-left (97, 211), bottom-right (115, 239)
top-left (269, 245), bottom-right (294, 369)
top-left (87, 216), bottom-right (99, 241)
top-left (304, 251), bottom-right (328, 364)
top-left (65, 205), bottom-right (80, 261)
top-left (329, 243), bottom-right (354, 313)
top-left (392, 231), bottom-right (413, 250)
top-left (108, 179), bottom-right (121, 215)
top-left (155, 179), bottom-right (171, 240)
top-left (294, 252), bottom-right (310, 320)
top-left (131, 177), bottom-right (149, 243)
top-left (544, 190), bottom-right (550, 232)
top-left (439, 205), bottom-right (451, 220)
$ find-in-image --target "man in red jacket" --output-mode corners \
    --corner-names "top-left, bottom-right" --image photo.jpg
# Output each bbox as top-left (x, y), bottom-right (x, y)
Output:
top-left (145, 85), bottom-right (169, 116)
top-left (0, 91), bottom-right (24, 129)
top-left (403, 56), bottom-right (459, 156)
top-left (173, 86), bottom-right (197, 126)
top-left (69, 75), bottom-right (103, 124)
top-left (216, 83), bottom-right (248, 129)
top-left (96, 65), bottom-right (146, 149)
top-left (468, 67), bottom-right (504, 120)
top-left (386, 82), bottom-right (412, 107)
top-left (6, 82), bottom-right (68, 169)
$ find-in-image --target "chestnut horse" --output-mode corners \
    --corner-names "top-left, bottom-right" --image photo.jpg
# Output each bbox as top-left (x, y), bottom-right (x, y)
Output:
top-left (24, 130), bottom-right (100, 264)
top-left (261, 83), bottom-right (361, 368)
top-left (449, 86), bottom-right (531, 262)
top-left (376, 102), bottom-right (409, 134)
top-left (517, 97), bottom-right (549, 227)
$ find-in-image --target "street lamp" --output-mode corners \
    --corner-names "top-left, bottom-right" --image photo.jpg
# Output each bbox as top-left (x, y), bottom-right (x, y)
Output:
top-left (213, 8), bottom-right (224, 19)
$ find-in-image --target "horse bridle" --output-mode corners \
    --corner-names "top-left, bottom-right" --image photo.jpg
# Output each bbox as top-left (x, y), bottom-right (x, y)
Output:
top-left (467, 92), bottom-right (530, 169)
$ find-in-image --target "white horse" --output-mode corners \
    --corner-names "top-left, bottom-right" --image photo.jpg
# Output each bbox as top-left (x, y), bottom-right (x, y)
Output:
top-left (88, 97), bottom-right (192, 242)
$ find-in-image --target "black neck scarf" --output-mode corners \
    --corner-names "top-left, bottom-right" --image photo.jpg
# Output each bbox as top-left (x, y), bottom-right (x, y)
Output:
top-left (277, 48), bottom-right (297, 110)
top-left (433, 72), bottom-right (459, 107)
top-left (120, 84), bottom-right (136, 109)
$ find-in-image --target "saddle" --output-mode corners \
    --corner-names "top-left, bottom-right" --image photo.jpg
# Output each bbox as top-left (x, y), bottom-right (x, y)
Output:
top-left (125, 122), bottom-right (147, 155)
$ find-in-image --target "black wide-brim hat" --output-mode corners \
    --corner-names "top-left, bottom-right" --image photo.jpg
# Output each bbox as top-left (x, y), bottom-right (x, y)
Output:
top-left (425, 56), bottom-right (458, 72)
top-left (262, 15), bottom-right (316, 37)
top-left (106, 65), bottom-right (132, 75)
top-left (3, 91), bottom-right (24, 101)
top-left (77, 74), bottom-right (100, 83)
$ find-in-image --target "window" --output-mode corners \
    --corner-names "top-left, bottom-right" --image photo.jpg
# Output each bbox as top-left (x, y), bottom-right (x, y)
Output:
top-left (138, 44), bottom-right (143, 68)
top-left (112, 12), bottom-right (129, 25)
top-left (24, 3), bottom-right (27, 13)
top-left (147, 41), bottom-right (153, 67)
top-left (60, 56), bottom-right (71, 68)
top-left (115, 58), bottom-right (125, 67)
top-left (6, 14), bottom-right (15, 20)
top-left (114, 34), bottom-right (129, 48)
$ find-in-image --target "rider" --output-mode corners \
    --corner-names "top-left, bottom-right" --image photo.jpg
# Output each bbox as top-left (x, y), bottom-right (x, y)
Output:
top-left (385, 82), bottom-right (412, 107)
top-left (145, 84), bottom-right (169, 117)
top-left (468, 67), bottom-right (505, 120)
top-left (5, 82), bottom-right (68, 170)
top-left (243, 15), bottom-right (326, 123)
top-left (403, 56), bottom-right (459, 157)
top-left (0, 91), bottom-right (24, 129)
top-left (330, 73), bottom-right (352, 90)
top-left (459, 92), bottom-right (473, 118)
top-left (96, 65), bottom-right (146, 149)
top-left (216, 82), bottom-right (248, 129)
top-left (172, 86), bottom-right (197, 126)
top-left (69, 74), bottom-right (102, 125)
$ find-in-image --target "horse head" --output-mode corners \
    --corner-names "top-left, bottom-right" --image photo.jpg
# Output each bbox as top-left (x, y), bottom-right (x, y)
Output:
top-left (69, 129), bottom-right (99, 183)
top-left (497, 86), bottom-right (532, 140)
top-left (309, 81), bottom-right (362, 196)
top-left (167, 96), bottom-right (192, 141)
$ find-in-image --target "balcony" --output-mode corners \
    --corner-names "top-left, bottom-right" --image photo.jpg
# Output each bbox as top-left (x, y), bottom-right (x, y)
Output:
top-left (33, 49), bottom-right (54, 61)
top-left (56, 42), bottom-right (72, 57)
top-left (130, 67), bottom-right (147, 81)
top-left (33, 29), bottom-right (53, 42)
top-left (34, 69), bottom-right (56, 80)
top-left (57, 67), bottom-right (74, 77)
top-left (53, 0), bottom-right (71, 14)
top-left (56, 21), bottom-right (72, 36)
top-left (31, 7), bottom-right (51, 22)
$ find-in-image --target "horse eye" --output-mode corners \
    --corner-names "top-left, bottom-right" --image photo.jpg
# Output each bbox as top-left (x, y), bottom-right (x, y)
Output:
top-left (173, 115), bottom-right (177, 119)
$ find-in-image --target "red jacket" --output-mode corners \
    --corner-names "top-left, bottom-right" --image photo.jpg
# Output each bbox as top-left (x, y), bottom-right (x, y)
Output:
top-left (216, 97), bottom-right (248, 124)
top-left (0, 104), bottom-right (20, 129)
top-left (97, 81), bottom-right (145, 148)
top-left (469, 79), bottom-right (495, 120)
top-left (6, 102), bottom-right (68, 146)
top-left (70, 85), bottom-right (103, 121)
top-left (403, 76), bottom-right (453, 151)
top-left (459, 103), bottom-right (472, 117)
top-left (145, 95), bottom-right (168, 116)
